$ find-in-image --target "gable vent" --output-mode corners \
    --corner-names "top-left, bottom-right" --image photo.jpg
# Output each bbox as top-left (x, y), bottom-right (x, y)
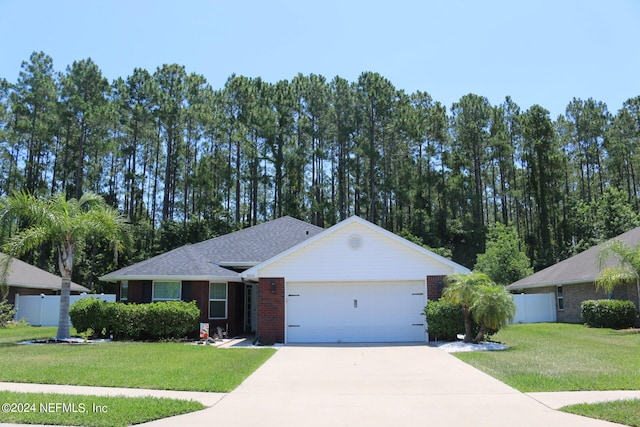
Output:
top-left (347, 234), bottom-right (363, 251)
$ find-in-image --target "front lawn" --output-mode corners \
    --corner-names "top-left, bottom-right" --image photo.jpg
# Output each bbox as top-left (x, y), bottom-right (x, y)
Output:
top-left (562, 399), bottom-right (640, 427)
top-left (0, 325), bottom-right (63, 345)
top-left (0, 326), bottom-right (276, 392)
top-left (0, 391), bottom-right (205, 427)
top-left (455, 323), bottom-right (640, 392)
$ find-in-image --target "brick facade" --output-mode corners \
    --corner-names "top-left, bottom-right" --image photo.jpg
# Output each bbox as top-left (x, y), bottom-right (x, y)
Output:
top-left (256, 277), bottom-right (285, 344)
top-left (191, 280), bottom-right (244, 338)
top-left (118, 279), bottom-right (247, 338)
top-left (125, 280), bottom-right (147, 303)
top-left (426, 275), bottom-right (447, 301)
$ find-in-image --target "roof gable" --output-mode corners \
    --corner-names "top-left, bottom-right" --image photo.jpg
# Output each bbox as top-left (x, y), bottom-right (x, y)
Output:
top-left (507, 226), bottom-right (640, 290)
top-left (242, 216), bottom-right (470, 281)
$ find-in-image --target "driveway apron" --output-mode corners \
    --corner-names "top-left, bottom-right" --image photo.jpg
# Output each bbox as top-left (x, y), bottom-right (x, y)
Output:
top-left (145, 344), bottom-right (620, 427)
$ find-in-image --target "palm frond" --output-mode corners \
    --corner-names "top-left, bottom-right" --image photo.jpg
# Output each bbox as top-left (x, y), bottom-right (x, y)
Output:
top-left (595, 265), bottom-right (637, 293)
top-left (471, 285), bottom-right (516, 330)
top-left (442, 272), bottom-right (494, 306)
top-left (0, 254), bottom-right (11, 298)
top-left (77, 192), bottom-right (104, 211)
top-left (3, 226), bottom-right (50, 258)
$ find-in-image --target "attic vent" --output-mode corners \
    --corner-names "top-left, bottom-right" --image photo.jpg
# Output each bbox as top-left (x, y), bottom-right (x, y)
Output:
top-left (347, 234), bottom-right (363, 251)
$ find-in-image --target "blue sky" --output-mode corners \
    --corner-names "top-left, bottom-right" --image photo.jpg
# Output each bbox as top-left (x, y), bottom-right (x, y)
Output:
top-left (0, 0), bottom-right (638, 118)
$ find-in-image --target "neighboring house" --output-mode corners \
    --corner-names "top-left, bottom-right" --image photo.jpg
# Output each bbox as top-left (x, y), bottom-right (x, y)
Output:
top-left (0, 253), bottom-right (89, 304)
top-left (101, 215), bottom-right (470, 343)
top-left (506, 227), bottom-right (640, 323)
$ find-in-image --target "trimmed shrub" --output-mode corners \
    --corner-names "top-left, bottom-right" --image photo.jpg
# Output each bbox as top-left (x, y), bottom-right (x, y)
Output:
top-left (69, 297), bottom-right (109, 337)
top-left (423, 300), bottom-right (466, 341)
top-left (70, 299), bottom-right (200, 340)
top-left (581, 299), bottom-right (637, 329)
top-left (107, 301), bottom-right (147, 340)
top-left (141, 301), bottom-right (200, 340)
top-left (423, 299), bottom-right (497, 341)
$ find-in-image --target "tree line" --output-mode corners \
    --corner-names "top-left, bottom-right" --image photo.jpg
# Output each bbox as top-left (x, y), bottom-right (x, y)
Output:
top-left (1, 51), bottom-right (640, 288)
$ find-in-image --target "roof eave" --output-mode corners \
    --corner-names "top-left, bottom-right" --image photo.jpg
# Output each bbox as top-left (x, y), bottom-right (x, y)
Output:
top-left (99, 274), bottom-right (241, 283)
top-left (507, 277), bottom-right (596, 291)
top-left (8, 282), bottom-right (90, 292)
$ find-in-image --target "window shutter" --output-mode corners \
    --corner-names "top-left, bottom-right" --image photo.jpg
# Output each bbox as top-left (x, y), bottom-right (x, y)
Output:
top-left (142, 282), bottom-right (152, 303)
top-left (182, 282), bottom-right (191, 302)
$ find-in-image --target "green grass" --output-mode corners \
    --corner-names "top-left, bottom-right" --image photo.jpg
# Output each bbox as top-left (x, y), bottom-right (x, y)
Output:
top-left (0, 326), bottom-right (276, 392)
top-left (562, 399), bottom-right (640, 427)
top-left (0, 391), bottom-right (205, 427)
top-left (455, 323), bottom-right (640, 392)
top-left (0, 324), bottom-right (65, 345)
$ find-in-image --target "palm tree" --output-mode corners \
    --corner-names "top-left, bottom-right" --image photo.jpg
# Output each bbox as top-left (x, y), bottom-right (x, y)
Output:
top-left (595, 240), bottom-right (640, 310)
top-left (471, 284), bottom-right (516, 343)
top-left (442, 272), bottom-right (493, 343)
top-left (0, 191), bottom-right (125, 339)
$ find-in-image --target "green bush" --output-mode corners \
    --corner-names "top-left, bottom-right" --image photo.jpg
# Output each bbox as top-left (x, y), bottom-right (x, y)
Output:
top-left (142, 301), bottom-right (200, 340)
top-left (581, 299), bottom-right (637, 329)
top-left (68, 297), bottom-right (109, 336)
top-left (107, 301), bottom-right (146, 340)
top-left (423, 299), bottom-right (496, 341)
top-left (70, 299), bottom-right (200, 340)
top-left (423, 300), bottom-right (467, 341)
top-left (0, 300), bottom-right (16, 327)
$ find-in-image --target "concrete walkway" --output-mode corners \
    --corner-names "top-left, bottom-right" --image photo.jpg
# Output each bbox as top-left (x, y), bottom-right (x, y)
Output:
top-left (0, 381), bottom-right (224, 406)
top-left (1, 344), bottom-right (638, 426)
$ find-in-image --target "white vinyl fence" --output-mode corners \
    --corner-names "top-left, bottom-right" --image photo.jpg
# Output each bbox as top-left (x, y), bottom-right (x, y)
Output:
top-left (512, 293), bottom-right (557, 324)
top-left (14, 293), bottom-right (116, 327)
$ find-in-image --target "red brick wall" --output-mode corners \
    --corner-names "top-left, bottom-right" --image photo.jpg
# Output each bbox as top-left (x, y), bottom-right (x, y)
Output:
top-left (119, 280), bottom-right (242, 338)
top-left (426, 275), bottom-right (447, 301)
top-left (256, 277), bottom-right (285, 344)
top-left (186, 281), bottom-right (209, 323)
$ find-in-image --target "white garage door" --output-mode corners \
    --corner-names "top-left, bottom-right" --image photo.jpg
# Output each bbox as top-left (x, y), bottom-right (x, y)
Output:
top-left (286, 281), bottom-right (426, 343)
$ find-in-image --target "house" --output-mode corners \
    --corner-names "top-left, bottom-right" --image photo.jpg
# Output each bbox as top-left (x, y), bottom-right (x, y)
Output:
top-left (100, 215), bottom-right (470, 343)
top-left (0, 253), bottom-right (89, 304)
top-left (506, 227), bottom-right (640, 323)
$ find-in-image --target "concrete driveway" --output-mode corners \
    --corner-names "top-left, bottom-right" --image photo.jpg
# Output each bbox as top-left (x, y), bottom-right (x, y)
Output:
top-left (145, 344), bottom-right (620, 427)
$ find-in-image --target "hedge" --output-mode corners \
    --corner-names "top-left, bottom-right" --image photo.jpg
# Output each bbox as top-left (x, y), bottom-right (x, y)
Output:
top-left (69, 298), bottom-right (200, 340)
top-left (423, 300), bottom-right (466, 341)
top-left (581, 299), bottom-right (637, 329)
top-left (423, 299), bottom-right (497, 341)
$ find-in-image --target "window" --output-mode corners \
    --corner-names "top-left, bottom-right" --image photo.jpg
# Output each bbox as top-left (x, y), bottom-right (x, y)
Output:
top-left (209, 282), bottom-right (227, 319)
top-left (153, 281), bottom-right (181, 301)
top-left (120, 281), bottom-right (129, 301)
top-left (557, 286), bottom-right (564, 310)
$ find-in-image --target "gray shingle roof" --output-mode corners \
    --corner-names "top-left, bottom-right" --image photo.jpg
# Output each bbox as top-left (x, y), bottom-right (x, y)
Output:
top-left (100, 245), bottom-right (242, 281)
top-left (101, 216), bottom-right (325, 282)
top-left (0, 253), bottom-right (89, 292)
top-left (506, 226), bottom-right (640, 290)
